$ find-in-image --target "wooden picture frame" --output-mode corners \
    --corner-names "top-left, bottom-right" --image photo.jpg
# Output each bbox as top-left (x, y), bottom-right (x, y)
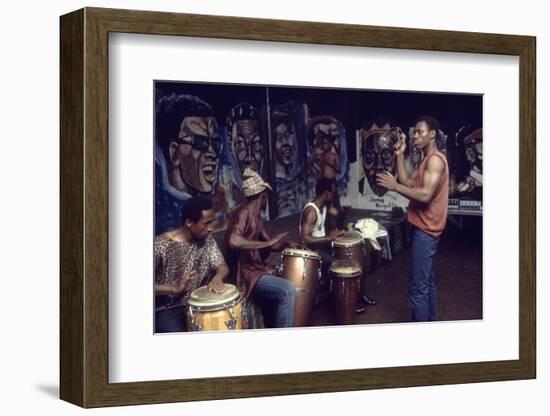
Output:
top-left (60, 7), bottom-right (536, 408)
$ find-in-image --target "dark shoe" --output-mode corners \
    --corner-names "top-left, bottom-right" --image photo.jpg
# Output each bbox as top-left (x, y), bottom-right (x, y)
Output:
top-left (355, 304), bottom-right (366, 314)
top-left (362, 295), bottom-right (377, 306)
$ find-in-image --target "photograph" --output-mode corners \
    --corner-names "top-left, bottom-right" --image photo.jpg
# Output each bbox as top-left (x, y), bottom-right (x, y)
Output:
top-left (153, 81), bottom-right (483, 333)
top-left (57, 6), bottom-right (536, 408)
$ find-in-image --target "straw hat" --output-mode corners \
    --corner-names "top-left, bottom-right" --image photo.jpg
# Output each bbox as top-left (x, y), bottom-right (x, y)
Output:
top-left (241, 168), bottom-right (272, 197)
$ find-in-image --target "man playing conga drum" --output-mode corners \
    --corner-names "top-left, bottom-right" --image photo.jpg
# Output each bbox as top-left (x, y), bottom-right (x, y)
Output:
top-left (224, 168), bottom-right (296, 328)
top-left (154, 196), bottom-right (229, 333)
top-left (300, 178), bottom-right (377, 312)
top-left (299, 177), bottom-right (343, 263)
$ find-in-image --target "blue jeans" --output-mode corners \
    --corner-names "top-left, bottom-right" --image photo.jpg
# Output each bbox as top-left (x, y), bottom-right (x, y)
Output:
top-left (253, 274), bottom-right (296, 328)
top-left (409, 226), bottom-right (440, 322)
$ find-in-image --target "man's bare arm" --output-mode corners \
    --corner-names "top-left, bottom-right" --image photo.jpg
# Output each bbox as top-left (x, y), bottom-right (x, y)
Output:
top-left (378, 155), bottom-right (444, 203)
top-left (207, 263), bottom-right (229, 293)
top-left (228, 233), bottom-right (287, 250)
top-left (300, 207), bottom-right (342, 245)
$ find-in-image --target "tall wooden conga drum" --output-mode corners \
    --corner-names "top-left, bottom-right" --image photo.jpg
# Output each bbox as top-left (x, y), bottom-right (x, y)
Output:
top-left (187, 284), bottom-right (244, 331)
top-left (330, 259), bottom-right (362, 325)
top-left (332, 230), bottom-right (368, 299)
top-left (332, 230), bottom-right (367, 269)
top-left (277, 247), bottom-right (321, 327)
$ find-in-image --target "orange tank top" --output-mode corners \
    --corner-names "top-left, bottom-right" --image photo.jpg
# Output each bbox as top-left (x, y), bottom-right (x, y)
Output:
top-left (407, 151), bottom-right (449, 237)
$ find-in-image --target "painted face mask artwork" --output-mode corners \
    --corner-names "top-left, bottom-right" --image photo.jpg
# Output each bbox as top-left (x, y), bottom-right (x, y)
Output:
top-left (175, 115), bottom-right (221, 195)
top-left (456, 126), bottom-right (483, 195)
top-left (361, 126), bottom-right (403, 197)
top-left (274, 119), bottom-right (297, 178)
top-left (227, 103), bottom-right (264, 176)
top-left (464, 128), bottom-right (482, 175)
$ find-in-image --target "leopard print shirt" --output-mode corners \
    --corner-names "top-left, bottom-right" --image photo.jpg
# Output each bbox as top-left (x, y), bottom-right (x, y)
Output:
top-left (154, 234), bottom-right (224, 305)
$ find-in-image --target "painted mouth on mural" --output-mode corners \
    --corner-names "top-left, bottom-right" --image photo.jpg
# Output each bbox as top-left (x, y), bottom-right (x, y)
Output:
top-left (201, 163), bottom-right (216, 181)
top-left (281, 145), bottom-right (293, 157)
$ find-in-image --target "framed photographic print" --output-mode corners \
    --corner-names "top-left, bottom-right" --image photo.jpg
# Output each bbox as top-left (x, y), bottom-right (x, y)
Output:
top-left (60, 7), bottom-right (536, 408)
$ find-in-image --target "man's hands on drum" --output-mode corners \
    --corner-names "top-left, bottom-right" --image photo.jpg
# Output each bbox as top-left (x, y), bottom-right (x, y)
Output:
top-left (207, 276), bottom-right (226, 294)
top-left (328, 229), bottom-right (345, 241)
top-left (269, 232), bottom-right (289, 251)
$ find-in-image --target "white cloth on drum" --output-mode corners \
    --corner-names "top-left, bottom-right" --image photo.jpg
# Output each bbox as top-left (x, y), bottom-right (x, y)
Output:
top-left (354, 218), bottom-right (382, 251)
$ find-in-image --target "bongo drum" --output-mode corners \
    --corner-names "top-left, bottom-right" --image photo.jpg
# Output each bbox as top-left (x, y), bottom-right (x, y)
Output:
top-left (330, 259), bottom-right (362, 325)
top-left (187, 284), bottom-right (244, 331)
top-left (277, 247), bottom-right (322, 327)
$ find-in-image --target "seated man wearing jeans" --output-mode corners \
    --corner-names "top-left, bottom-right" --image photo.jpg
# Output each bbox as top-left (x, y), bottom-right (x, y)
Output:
top-left (224, 168), bottom-right (296, 328)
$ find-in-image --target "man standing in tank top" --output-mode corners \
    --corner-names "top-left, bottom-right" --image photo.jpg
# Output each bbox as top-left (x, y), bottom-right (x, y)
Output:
top-left (376, 116), bottom-right (449, 322)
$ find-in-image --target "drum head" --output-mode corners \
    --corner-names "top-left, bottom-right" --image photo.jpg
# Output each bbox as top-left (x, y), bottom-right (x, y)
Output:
top-left (283, 247), bottom-right (321, 260)
top-left (333, 230), bottom-right (363, 247)
top-left (330, 259), bottom-right (362, 277)
top-left (188, 283), bottom-right (240, 309)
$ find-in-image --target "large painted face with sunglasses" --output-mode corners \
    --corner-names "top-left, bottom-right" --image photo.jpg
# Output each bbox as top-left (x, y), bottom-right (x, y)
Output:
top-left (169, 115), bottom-right (221, 195)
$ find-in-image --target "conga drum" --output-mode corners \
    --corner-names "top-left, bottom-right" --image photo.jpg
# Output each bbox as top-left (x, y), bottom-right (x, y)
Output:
top-left (330, 259), bottom-right (362, 325)
top-left (332, 230), bottom-right (367, 267)
top-left (187, 284), bottom-right (244, 331)
top-left (277, 247), bottom-right (322, 327)
top-left (332, 230), bottom-right (368, 299)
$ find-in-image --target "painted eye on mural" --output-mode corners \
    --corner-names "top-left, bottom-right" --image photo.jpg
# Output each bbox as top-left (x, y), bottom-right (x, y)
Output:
top-left (192, 135), bottom-right (222, 153)
top-left (364, 149), bottom-right (375, 163)
top-left (277, 131), bottom-right (291, 142)
top-left (235, 136), bottom-right (246, 152)
top-left (382, 149), bottom-right (393, 161)
top-left (252, 135), bottom-right (262, 151)
top-left (178, 136), bottom-right (194, 146)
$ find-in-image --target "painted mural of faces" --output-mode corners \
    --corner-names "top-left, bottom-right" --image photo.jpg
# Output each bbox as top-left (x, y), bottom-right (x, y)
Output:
top-left (464, 128), bottom-right (483, 173)
top-left (277, 184), bottom-right (297, 217)
top-left (169, 115), bottom-right (221, 195)
top-left (312, 122), bottom-right (341, 157)
top-left (228, 103), bottom-right (263, 175)
top-left (360, 122), bottom-right (396, 197)
top-left (307, 116), bottom-right (343, 177)
top-left (273, 116), bottom-right (297, 178)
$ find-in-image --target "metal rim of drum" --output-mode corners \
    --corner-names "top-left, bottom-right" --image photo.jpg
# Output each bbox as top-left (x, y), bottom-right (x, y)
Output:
top-left (332, 231), bottom-right (363, 248)
top-left (187, 285), bottom-right (242, 312)
top-left (330, 259), bottom-right (362, 278)
top-left (282, 248), bottom-right (321, 260)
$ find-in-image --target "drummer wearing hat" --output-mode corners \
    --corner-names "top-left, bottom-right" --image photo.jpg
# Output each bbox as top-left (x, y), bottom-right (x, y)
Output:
top-left (224, 168), bottom-right (297, 328)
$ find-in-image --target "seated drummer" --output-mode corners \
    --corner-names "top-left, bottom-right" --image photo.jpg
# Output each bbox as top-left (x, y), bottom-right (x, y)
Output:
top-left (299, 177), bottom-right (344, 247)
top-left (300, 178), bottom-right (376, 312)
top-left (154, 195), bottom-right (229, 333)
top-left (299, 177), bottom-right (344, 285)
top-left (224, 168), bottom-right (296, 328)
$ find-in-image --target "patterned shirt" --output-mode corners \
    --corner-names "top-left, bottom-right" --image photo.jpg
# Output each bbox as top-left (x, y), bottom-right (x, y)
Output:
top-left (154, 234), bottom-right (224, 309)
